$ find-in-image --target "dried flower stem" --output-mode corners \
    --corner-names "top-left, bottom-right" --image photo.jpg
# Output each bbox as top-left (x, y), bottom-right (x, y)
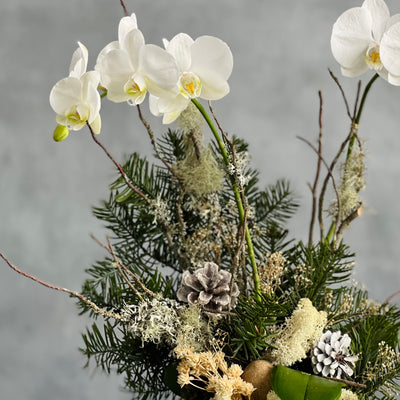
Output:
top-left (0, 252), bottom-right (124, 320)
top-left (191, 99), bottom-right (261, 300)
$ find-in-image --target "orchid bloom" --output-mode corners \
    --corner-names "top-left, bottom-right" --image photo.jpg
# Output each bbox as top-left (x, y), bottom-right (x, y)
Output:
top-left (380, 19), bottom-right (400, 85)
top-left (95, 13), bottom-right (179, 105)
top-left (49, 42), bottom-right (101, 136)
top-left (149, 33), bottom-right (233, 124)
top-left (331, 0), bottom-right (393, 79)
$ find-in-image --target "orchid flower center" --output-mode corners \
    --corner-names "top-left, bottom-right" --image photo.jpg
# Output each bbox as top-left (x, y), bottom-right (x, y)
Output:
top-left (66, 105), bottom-right (88, 127)
top-left (124, 75), bottom-right (147, 105)
top-left (179, 72), bottom-right (202, 98)
top-left (365, 45), bottom-right (382, 71)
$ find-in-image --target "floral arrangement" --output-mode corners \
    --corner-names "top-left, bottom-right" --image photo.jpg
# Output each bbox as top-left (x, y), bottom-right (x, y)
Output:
top-left (2, 0), bottom-right (400, 399)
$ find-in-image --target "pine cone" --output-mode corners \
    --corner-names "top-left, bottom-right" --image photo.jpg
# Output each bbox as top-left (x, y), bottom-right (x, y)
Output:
top-left (311, 330), bottom-right (358, 379)
top-left (177, 262), bottom-right (239, 313)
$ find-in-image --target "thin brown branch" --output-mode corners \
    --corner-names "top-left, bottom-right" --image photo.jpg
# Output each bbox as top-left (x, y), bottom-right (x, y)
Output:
top-left (0, 252), bottom-right (124, 320)
top-left (317, 124), bottom-right (356, 240)
top-left (383, 289), bottom-right (400, 305)
top-left (105, 237), bottom-right (144, 300)
top-left (91, 234), bottom-right (157, 299)
top-left (335, 204), bottom-right (363, 243)
top-left (298, 135), bottom-right (341, 238)
top-left (136, 105), bottom-right (176, 176)
top-left (119, 0), bottom-right (129, 16)
top-left (87, 123), bottom-right (148, 202)
top-left (327, 376), bottom-right (367, 389)
top-left (329, 69), bottom-right (352, 120)
top-left (308, 91), bottom-right (324, 246)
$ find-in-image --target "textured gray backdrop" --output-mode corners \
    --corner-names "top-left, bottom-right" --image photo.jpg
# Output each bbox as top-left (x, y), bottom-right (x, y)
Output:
top-left (1, 0), bottom-right (400, 399)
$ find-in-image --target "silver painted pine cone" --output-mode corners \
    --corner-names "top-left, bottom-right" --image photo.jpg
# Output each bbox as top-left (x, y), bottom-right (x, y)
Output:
top-left (311, 330), bottom-right (358, 379)
top-left (177, 262), bottom-right (239, 313)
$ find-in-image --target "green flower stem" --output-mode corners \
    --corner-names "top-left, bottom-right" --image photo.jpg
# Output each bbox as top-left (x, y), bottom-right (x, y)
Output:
top-left (191, 99), bottom-right (261, 299)
top-left (325, 73), bottom-right (379, 245)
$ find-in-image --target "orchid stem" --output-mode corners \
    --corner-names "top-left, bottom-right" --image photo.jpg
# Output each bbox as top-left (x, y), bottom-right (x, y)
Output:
top-left (191, 99), bottom-right (261, 300)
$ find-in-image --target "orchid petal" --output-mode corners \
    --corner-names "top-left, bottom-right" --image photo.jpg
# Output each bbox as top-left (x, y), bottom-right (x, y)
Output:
top-left (50, 77), bottom-right (82, 115)
top-left (69, 41), bottom-right (88, 78)
top-left (199, 73), bottom-right (230, 100)
top-left (118, 13), bottom-right (138, 46)
top-left (122, 28), bottom-right (145, 68)
top-left (381, 22), bottom-right (400, 79)
top-left (96, 49), bottom-right (132, 101)
top-left (166, 33), bottom-right (194, 71)
top-left (90, 114), bottom-right (102, 134)
top-left (140, 44), bottom-right (179, 93)
top-left (191, 36), bottom-right (233, 82)
top-left (96, 41), bottom-right (120, 68)
top-left (331, 7), bottom-right (374, 76)
top-left (362, 0), bottom-right (390, 41)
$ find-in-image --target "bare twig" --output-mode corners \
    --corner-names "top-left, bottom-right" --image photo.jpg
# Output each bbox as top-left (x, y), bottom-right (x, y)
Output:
top-left (90, 234), bottom-right (157, 299)
top-left (336, 204), bottom-right (363, 243)
top-left (317, 123), bottom-right (356, 240)
top-left (308, 91), bottom-right (324, 246)
top-left (297, 135), bottom-right (341, 239)
top-left (383, 289), bottom-right (400, 305)
top-left (120, 0), bottom-right (129, 16)
top-left (327, 376), bottom-right (367, 389)
top-left (136, 105), bottom-right (177, 176)
top-left (329, 69), bottom-right (352, 120)
top-left (0, 252), bottom-right (124, 320)
top-left (87, 123), bottom-right (148, 202)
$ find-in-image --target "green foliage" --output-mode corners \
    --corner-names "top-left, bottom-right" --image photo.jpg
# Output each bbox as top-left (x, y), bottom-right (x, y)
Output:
top-left (77, 127), bottom-right (400, 400)
top-left (280, 241), bottom-right (354, 307)
top-left (221, 292), bottom-right (291, 362)
top-left (81, 321), bottom-right (176, 400)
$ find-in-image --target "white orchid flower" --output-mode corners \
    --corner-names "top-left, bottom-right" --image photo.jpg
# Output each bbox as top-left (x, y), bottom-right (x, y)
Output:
top-left (150, 33), bottom-right (233, 124)
top-left (95, 13), bottom-right (179, 105)
top-left (380, 18), bottom-right (400, 85)
top-left (50, 42), bottom-right (101, 136)
top-left (331, 0), bottom-right (393, 79)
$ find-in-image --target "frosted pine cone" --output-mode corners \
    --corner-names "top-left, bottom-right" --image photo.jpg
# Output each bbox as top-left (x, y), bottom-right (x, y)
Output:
top-left (311, 330), bottom-right (358, 379)
top-left (177, 262), bottom-right (239, 313)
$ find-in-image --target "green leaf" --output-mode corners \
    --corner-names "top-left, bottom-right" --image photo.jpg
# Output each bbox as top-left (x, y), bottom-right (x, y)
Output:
top-left (272, 366), bottom-right (343, 400)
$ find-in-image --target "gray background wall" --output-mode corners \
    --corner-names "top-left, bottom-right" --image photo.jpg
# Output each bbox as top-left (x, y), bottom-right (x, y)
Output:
top-left (1, 0), bottom-right (400, 399)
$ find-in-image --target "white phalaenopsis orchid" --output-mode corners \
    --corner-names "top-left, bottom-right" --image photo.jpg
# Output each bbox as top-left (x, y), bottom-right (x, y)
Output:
top-left (331, 0), bottom-right (394, 79)
top-left (50, 42), bottom-right (101, 136)
top-left (380, 20), bottom-right (400, 85)
top-left (95, 13), bottom-right (179, 106)
top-left (150, 33), bottom-right (233, 124)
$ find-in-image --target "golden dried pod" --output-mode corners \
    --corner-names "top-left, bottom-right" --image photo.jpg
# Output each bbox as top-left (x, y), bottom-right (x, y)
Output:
top-left (241, 360), bottom-right (275, 400)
